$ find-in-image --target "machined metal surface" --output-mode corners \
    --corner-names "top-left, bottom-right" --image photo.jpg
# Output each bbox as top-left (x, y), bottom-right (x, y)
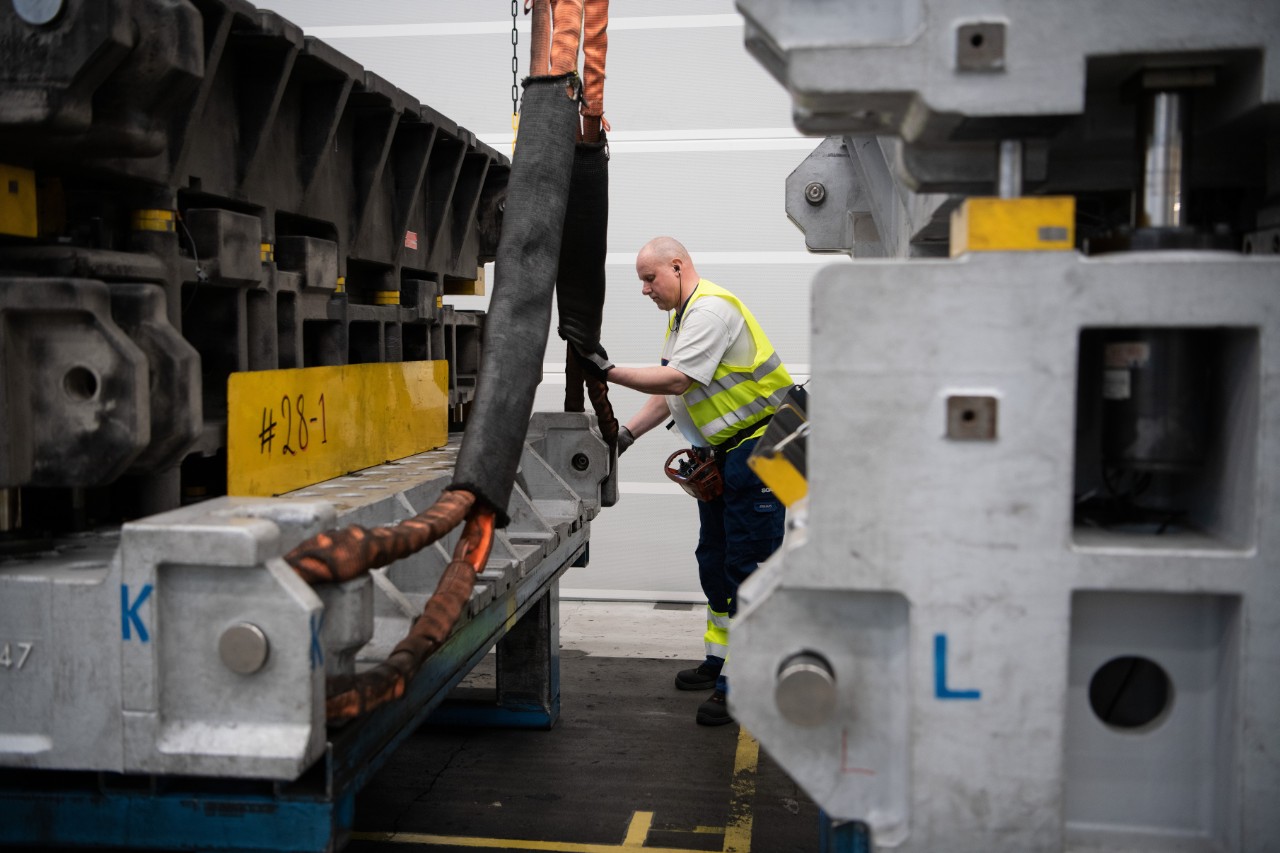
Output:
top-left (0, 412), bottom-right (606, 780)
top-left (774, 652), bottom-right (837, 728)
top-left (737, 0), bottom-right (1279, 194)
top-left (0, 0), bottom-right (508, 501)
top-left (996, 140), bottom-right (1022, 199)
top-left (0, 507), bottom-right (586, 851)
top-left (218, 622), bottom-right (271, 675)
top-left (945, 395), bottom-right (998, 441)
top-left (1141, 91), bottom-right (1188, 229)
top-left (10, 0), bottom-right (62, 27)
top-left (786, 136), bottom-right (955, 258)
top-left (738, 3), bottom-right (1279, 849)
top-left (731, 252), bottom-right (1280, 851)
top-left (736, 0), bottom-right (1280, 133)
top-left (0, 277), bottom-right (153, 487)
top-left (0, 3), bottom-right (601, 849)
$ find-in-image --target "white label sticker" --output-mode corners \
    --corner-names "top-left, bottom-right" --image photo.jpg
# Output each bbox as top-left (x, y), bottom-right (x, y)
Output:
top-left (1103, 368), bottom-right (1131, 400)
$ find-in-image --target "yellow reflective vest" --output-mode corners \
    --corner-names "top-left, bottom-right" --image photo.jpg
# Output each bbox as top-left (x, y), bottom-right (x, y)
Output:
top-left (665, 280), bottom-right (793, 448)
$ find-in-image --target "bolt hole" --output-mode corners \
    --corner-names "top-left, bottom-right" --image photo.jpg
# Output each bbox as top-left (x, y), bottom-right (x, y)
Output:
top-left (63, 366), bottom-right (98, 401)
top-left (571, 453), bottom-right (590, 472)
top-left (969, 32), bottom-right (985, 48)
top-left (961, 409), bottom-right (976, 422)
top-left (1088, 655), bottom-right (1171, 731)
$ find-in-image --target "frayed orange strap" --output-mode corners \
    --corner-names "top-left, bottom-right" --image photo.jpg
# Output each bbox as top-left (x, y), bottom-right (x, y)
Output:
top-left (324, 505), bottom-right (496, 723)
top-left (285, 490), bottom-right (475, 585)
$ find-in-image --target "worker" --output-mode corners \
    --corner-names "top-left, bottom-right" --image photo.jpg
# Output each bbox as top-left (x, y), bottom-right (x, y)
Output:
top-left (573, 236), bottom-right (793, 725)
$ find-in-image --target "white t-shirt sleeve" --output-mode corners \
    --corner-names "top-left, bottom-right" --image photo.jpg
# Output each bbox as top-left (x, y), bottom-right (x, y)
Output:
top-left (665, 300), bottom-right (741, 385)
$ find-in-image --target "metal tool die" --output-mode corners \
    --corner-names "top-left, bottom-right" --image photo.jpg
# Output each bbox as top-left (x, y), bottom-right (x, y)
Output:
top-left (732, 251), bottom-right (1278, 851)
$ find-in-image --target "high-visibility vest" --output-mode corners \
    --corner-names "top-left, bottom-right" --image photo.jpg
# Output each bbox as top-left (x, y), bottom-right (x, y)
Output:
top-left (665, 280), bottom-right (793, 447)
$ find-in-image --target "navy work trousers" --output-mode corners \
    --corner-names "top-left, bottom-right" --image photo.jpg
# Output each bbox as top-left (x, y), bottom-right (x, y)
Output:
top-left (695, 437), bottom-right (786, 617)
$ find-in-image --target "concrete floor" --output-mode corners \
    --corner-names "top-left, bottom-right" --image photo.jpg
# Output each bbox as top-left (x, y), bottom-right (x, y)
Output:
top-left (345, 601), bottom-right (823, 853)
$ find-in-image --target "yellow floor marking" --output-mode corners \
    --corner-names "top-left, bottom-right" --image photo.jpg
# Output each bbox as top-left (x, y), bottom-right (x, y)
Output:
top-left (353, 728), bottom-right (761, 853)
top-left (722, 727), bottom-right (760, 853)
top-left (349, 830), bottom-right (694, 852)
top-left (351, 816), bottom-right (700, 853)
top-left (622, 811), bottom-right (654, 847)
top-left (650, 825), bottom-right (725, 839)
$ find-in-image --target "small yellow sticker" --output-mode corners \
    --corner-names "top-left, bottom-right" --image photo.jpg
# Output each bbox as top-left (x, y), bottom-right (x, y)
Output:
top-left (1, 164), bottom-right (38, 238)
top-left (228, 361), bottom-right (448, 496)
top-left (949, 196), bottom-right (1075, 256)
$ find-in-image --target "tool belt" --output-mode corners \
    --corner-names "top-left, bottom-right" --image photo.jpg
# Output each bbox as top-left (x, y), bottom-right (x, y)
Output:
top-left (663, 416), bottom-right (772, 502)
top-left (713, 415), bottom-right (770, 462)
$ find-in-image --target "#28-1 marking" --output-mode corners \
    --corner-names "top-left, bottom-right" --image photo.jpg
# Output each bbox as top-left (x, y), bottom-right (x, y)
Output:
top-left (259, 392), bottom-right (328, 457)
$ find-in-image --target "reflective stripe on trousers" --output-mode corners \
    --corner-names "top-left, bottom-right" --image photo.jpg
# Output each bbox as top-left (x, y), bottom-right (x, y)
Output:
top-left (703, 606), bottom-right (729, 659)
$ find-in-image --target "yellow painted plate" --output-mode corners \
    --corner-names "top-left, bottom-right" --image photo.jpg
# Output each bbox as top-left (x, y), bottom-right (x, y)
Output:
top-left (228, 361), bottom-right (448, 496)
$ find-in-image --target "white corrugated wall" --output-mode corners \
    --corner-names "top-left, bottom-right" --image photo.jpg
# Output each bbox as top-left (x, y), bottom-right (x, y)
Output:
top-left (262, 1), bottom-right (834, 599)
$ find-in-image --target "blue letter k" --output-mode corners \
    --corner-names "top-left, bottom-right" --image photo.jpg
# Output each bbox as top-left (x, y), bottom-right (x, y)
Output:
top-left (121, 583), bottom-right (154, 643)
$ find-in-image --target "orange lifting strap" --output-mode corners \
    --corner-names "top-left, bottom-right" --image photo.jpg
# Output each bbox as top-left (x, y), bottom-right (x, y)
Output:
top-left (529, 0), bottom-right (610, 141)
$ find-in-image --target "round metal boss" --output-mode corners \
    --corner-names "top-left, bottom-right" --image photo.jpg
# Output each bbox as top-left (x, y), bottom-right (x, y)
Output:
top-left (774, 652), bottom-right (837, 727)
top-left (219, 622), bottom-right (270, 674)
top-left (13, 0), bottom-right (65, 26)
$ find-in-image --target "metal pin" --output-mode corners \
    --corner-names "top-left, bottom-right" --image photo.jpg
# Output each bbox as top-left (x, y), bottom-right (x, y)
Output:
top-left (997, 140), bottom-right (1023, 199)
top-left (775, 652), bottom-right (837, 727)
top-left (219, 623), bottom-right (270, 674)
top-left (1141, 91), bottom-right (1187, 228)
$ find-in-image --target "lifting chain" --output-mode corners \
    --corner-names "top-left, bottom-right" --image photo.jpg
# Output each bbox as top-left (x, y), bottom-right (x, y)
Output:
top-left (510, 0), bottom-right (521, 150)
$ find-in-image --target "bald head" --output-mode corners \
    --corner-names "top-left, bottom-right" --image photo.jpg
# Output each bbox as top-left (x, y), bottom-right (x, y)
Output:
top-left (638, 236), bottom-right (691, 268)
top-left (636, 236), bottom-right (698, 311)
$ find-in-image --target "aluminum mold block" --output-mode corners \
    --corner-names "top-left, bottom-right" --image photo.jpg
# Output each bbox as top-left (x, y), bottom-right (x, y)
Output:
top-left (731, 251), bottom-right (1280, 852)
top-left (0, 413), bottom-right (606, 781)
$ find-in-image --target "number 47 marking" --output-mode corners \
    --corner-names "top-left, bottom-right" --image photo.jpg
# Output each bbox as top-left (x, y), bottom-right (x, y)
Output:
top-left (0, 642), bottom-right (33, 670)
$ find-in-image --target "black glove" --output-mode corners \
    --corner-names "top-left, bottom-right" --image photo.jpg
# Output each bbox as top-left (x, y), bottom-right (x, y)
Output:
top-left (571, 339), bottom-right (614, 382)
top-left (617, 425), bottom-right (635, 455)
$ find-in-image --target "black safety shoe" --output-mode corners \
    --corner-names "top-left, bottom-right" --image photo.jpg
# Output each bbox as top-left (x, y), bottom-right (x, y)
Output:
top-left (675, 662), bottom-right (721, 691)
top-left (696, 690), bottom-right (732, 726)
